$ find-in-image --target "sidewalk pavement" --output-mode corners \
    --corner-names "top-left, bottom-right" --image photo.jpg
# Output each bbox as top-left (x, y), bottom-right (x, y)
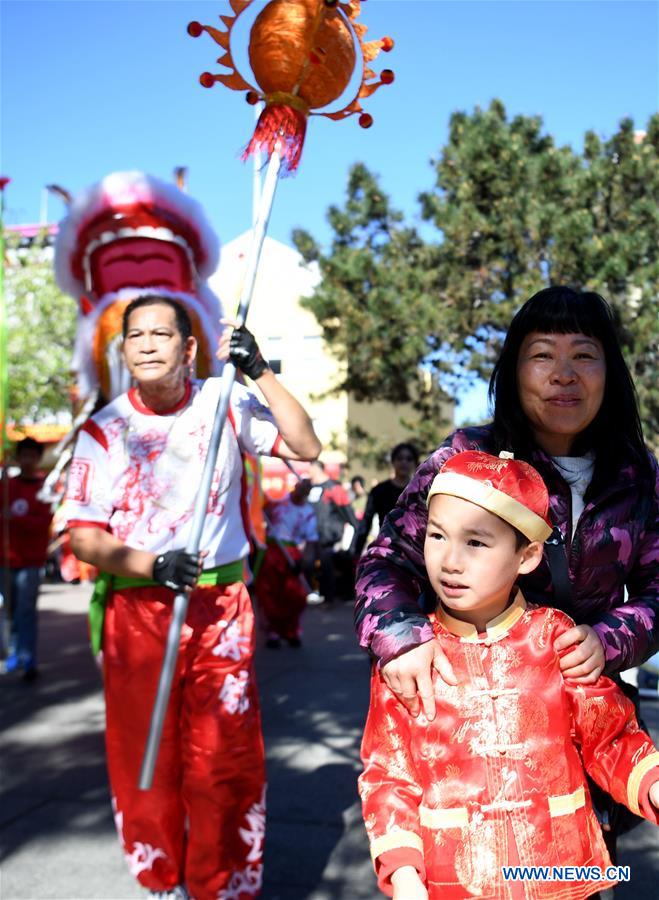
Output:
top-left (1, 582), bottom-right (658, 899)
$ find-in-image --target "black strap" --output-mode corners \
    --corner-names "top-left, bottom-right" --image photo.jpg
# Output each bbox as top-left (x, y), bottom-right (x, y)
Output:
top-left (545, 526), bottom-right (573, 610)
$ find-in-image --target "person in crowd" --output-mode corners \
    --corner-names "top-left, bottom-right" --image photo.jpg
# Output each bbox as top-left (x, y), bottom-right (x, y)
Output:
top-left (256, 478), bottom-right (318, 648)
top-left (352, 443), bottom-right (420, 557)
top-left (0, 437), bottom-right (53, 681)
top-left (308, 459), bottom-right (359, 603)
top-left (360, 450), bottom-right (659, 900)
top-left (355, 286), bottom-right (659, 865)
top-left (63, 295), bottom-right (320, 900)
top-left (350, 475), bottom-right (368, 520)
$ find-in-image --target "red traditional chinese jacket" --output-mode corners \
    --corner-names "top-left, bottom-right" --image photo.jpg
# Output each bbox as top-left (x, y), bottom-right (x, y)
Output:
top-left (359, 593), bottom-right (659, 899)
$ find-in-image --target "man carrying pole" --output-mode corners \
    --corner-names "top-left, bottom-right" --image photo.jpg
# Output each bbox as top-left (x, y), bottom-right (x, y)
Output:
top-left (63, 294), bottom-right (320, 900)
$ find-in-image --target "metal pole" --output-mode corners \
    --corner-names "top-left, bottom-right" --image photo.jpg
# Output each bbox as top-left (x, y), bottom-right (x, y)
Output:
top-left (139, 148), bottom-right (282, 790)
top-left (252, 103), bottom-right (263, 227)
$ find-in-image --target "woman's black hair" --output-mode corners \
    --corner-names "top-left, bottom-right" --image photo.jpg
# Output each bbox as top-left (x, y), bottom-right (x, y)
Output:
top-left (390, 442), bottom-right (420, 465)
top-left (489, 286), bottom-right (652, 492)
top-left (122, 295), bottom-right (193, 342)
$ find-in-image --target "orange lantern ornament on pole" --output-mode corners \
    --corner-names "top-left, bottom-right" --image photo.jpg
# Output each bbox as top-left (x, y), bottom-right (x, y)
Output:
top-left (188, 0), bottom-right (394, 173)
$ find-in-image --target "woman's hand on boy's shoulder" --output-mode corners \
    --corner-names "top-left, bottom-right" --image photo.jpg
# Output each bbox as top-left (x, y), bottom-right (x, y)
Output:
top-left (555, 624), bottom-right (605, 683)
top-left (391, 865), bottom-right (428, 900)
top-left (382, 639), bottom-right (458, 721)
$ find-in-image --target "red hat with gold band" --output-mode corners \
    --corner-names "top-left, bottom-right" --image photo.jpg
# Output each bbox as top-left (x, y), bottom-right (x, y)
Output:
top-left (427, 450), bottom-right (553, 543)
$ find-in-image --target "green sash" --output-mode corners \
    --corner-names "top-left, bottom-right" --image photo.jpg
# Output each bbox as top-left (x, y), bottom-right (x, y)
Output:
top-left (88, 560), bottom-right (244, 656)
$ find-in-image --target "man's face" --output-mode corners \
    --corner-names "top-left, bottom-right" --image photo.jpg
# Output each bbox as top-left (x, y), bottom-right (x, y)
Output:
top-left (351, 480), bottom-right (365, 497)
top-left (16, 447), bottom-right (42, 477)
top-left (122, 302), bottom-right (196, 387)
top-left (392, 449), bottom-right (417, 481)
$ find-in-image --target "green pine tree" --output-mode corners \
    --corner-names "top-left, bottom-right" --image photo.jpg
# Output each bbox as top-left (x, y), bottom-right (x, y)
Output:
top-left (295, 103), bottom-right (659, 458)
top-left (293, 163), bottom-right (452, 454)
top-left (5, 231), bottom-right (77, 425)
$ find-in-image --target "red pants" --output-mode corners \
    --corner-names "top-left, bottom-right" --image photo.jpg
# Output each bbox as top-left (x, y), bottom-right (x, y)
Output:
top-left (255, 544), bottom-right (307, 640)
top-left (103, 582), bottom-right (265, 900)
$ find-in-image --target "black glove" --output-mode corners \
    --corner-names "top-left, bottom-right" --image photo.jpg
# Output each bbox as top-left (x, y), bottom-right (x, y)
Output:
top-left (152, 549), bottom-right (202, 592)
top-left (229, 324), bottom-right (270, 380)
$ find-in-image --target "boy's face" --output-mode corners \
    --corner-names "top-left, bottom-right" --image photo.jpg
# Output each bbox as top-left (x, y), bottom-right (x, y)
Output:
top-left (424, 494), bottom-right (542, 629)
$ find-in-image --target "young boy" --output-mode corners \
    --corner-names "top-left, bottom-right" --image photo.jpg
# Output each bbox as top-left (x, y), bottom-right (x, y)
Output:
top-left (359, 450), bottom-right (659, 900)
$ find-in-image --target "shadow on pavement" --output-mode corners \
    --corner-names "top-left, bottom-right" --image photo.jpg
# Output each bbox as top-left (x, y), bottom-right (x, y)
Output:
top-left (263, 761), bottom-right (360, 899)
top-left (255, 604), bottom-right (373, 897)
top-left (1, 607), bottom-right (101, 732)
top-left (0, 604), bottom-right (112, 865)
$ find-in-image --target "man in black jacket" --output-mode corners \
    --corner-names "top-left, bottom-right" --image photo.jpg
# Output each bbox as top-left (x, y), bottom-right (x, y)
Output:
top-left (351, 443), bottom-right (419, 557)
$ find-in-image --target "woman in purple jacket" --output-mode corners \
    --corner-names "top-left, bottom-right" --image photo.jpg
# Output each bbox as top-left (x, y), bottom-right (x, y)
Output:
top-left (355, 287), bottom-right (659, 872)
top-left (355, 286), bottom-right (658, 860)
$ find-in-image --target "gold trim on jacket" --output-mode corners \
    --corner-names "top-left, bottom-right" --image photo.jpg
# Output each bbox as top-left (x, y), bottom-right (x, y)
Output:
top-left (369, 830), bottom-right (424, 861)
top-left (627, 751), bottom-right (659, 816)
top-left (436, 589), bottom-right (526, 641)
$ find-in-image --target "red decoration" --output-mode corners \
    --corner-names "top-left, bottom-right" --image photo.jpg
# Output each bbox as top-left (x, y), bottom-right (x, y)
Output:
top-left (429, 450), bottom-right (553, 542)
top-left (246, 91), bottom-right (260, 105)
top-left (200, 72), bottom-right (215, 88)
top-left (0, 176), bottom-right (10, 191)
top-left (189, 1), bottom-right (395, 175)
top-left (70, 202), bottom-right (207, 288)
top-left (245, 104), bottom-right (308, 173)
top-left (381, 69), bottom-right (394, 84)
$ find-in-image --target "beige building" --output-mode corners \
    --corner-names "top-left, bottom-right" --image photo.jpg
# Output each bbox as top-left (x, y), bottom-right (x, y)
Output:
top-left (211, 232), bottom-right (453, 486)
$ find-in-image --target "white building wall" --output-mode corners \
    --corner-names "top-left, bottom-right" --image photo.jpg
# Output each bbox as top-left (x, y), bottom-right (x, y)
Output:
top-left (209, 233), bottom-right (348, 462)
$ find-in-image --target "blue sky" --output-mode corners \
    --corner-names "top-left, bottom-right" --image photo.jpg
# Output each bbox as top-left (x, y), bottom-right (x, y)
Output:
top-left (2, 0), bottom-right (658, 419)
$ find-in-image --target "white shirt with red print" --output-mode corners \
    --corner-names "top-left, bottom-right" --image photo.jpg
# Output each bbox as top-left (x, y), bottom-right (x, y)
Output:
top-left (265, 496), bottom-right (318, 546)
top-left (63, 378), bottom-right (282, 567)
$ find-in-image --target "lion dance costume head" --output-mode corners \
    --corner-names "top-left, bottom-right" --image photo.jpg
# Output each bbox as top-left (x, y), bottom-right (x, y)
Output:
top-left (54, 170), bottom-right (223, 406)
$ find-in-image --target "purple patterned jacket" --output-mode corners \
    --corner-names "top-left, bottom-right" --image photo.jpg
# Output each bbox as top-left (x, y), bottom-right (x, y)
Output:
top-left (354, 425), bottom-right (659, 675)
